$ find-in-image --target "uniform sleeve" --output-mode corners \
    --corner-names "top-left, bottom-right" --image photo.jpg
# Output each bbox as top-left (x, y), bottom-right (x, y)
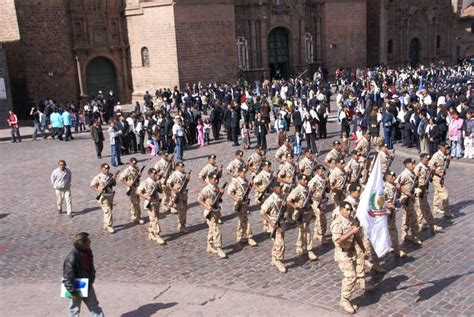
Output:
top-left (260, 196), bottom-right (272, 215)
top-left (136, 181), bottom-right (146, 194)
top-left (331, 220), bottom-right (344, 243)
top-left (119, 169), bottom-right (128, 182)
top-left (198, 166), bottom-right (207, 179)
top-left (197, 188), bottom-right (209, 205)
top-left (227, 180), bottom-right (237, 196)
top-left (90, 175), bottom-right (99, 188)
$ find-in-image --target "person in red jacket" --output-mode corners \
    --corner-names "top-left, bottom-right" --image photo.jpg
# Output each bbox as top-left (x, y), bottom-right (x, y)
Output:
top-left (7, 111), bottom-right (21, 143)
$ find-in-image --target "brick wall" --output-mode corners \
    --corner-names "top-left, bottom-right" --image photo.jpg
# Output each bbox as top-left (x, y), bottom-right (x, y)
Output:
top-left (324, 0), bottom-right (367, 72)
top-left (174, 3), bottom-right (238, 86)
top-left (5, 0), bottom-right (77, 112)
top-left (126, 3), bottom-right (180, 100)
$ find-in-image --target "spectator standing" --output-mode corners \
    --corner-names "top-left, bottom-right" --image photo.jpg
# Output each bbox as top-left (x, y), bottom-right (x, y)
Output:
top-left (173, 117), bottom-right (186, 161)
top-left (108, 121), bottom-right (123, 166)
top-left (464, 111), bottom-right (474, 159)
top-left (382, 105), bottom-right (395, 149)
top-left (63, 232), bottom-right (104, 317)
top-left (255, 112), bottom-right (268, 150)
top-left (7, 110), bottom-right (21, 143)
top-left (230, 106), bottom-right (240, 146)
top-left (50, 108), bottom-right (64, 140)
top-left (90, 120), bottom-right (104, 159)
top-left (302, 112), bottom-right (318, 154)
top-left (31, 106), bottom-right (46, 140)
top-left (51, 160), bottom-right (73, 217)
top-left (448, 111), bottom-right (464, 159)
top-left (62, 108), bottom-right (73, 141)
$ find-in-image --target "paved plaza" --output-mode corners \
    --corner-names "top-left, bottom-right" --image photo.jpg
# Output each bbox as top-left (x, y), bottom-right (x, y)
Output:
top-left (0, 108), bottom-right (474, 316)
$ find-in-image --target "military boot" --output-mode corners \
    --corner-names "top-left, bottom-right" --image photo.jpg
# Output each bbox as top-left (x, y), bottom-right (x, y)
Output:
top-left (216, 248), bottom-right (227, 259)
top-left (339, 299), bottom-right (355, 314)
top-left (271, 259), bottom-right (287, 273)
top-left (371, 262), bottom-right (386, 273)
top-left (404, 235), bottom-right (422, 246)
top-left (307, 250), bottom-right (318, 261)
top-left (155, 235), bottom-right (166, 245)
top-left (106, 226), bottom-right (115, 234)
top-left (431, 224), bottom-right (443, 234)
top-left (248, 238), bottom-right (258, 247)
top-left (207, 244), bottom-right (217, 254)
top-left (444, 211), bottom-right (454, 219)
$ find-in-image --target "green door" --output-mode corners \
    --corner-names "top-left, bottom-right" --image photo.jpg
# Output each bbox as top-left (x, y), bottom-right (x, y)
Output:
top-left (268, 27), bottom-right (290, 79)
top-left (86, 57), bottom-right (117, 99)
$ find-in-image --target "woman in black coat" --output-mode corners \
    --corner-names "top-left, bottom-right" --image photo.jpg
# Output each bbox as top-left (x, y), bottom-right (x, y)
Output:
top-left (254, 112), bottom-right (268, 150)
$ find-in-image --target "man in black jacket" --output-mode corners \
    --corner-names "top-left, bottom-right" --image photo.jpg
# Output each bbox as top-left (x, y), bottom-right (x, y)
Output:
top-left (63, 232), bottom-right (104, 316)
top-left (90, 120), bottom-right (104, 159)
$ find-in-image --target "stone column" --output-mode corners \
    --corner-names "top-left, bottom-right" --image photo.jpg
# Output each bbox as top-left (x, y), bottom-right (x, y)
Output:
top-left (250, 19), bottom-right (257, 70)
top-left (75, 55), bottom-right (86, 98)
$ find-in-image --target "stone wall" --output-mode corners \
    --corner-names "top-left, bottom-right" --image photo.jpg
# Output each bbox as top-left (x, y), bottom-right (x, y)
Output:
top-left (324, 0), bottom-right (367, 72)
top-left (0, 0), bottom-right (20, 43)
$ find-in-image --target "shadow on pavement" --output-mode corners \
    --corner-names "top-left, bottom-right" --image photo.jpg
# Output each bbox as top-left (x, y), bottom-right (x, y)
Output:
top-left (114, 222), bottom-right (138, 233)
top-left (414, 271), bottom-right (474, 303)
top-left (0, 213), bottom-right (9, 219)
top-left (354, 275), bottom-right (409, 308)
top-left (78, 206), bottom-right (101, 215)
top-left (120, 302), bottom-right (177, 317)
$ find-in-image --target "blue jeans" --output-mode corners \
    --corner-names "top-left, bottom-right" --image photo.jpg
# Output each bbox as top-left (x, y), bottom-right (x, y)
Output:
top-left (175, 136), bottom-right (185, 161)
top-left (111, 144), bottom-right (121, 166)
top-left (451, 140), bottom-right (462, 158)
top-left (384, 130), bottom-right (393, 149)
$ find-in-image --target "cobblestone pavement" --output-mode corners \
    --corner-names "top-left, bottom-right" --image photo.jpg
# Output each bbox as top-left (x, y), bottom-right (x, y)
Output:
top-left (0, 109), bottom-right (473, 316)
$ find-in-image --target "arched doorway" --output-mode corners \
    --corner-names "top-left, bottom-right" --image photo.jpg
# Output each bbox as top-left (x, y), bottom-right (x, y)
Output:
top-left (268, 27), bottom-right (290, 79)
top-left (86, 57), bottom-right (117, 99)
top-left (409, 38), bottom-right (420, 67)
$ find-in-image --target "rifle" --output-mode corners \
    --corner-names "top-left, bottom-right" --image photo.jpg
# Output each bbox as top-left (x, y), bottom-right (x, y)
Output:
top-left (402, 173), bottom-right (419, 206)
top-left (270, 187), bottom-right (294, 239)
top-left (341, 170), bottom-right (350, 192)
top-left (205, 182), bottom-right (228, 220)
top-left (178, 170), bottom-right (192, 194)
top-left (426, 163), bottom-right (436, 190)
top-left (126, 165), bottom-right (146, 196)
top-left (162, 155), bottom-right (174, 182)
top-left (440, 156), bottom-right (451, 187)
top-left (263, 173), bottom-right (276, 195)
top-left (384, 150), bottom-right (395, 178)
top-left (362, 151), bottom-right (379, 185)
top-left (145, 177), bottom-right (163, 209)
top-left (294, 188), bottom-right (315, 223)
top-left (217, 164), bottom-right (224, 178)
top-left (240, 176), bottom-right (255, 206)
top-left (96, 171), bottom-right (120, 200)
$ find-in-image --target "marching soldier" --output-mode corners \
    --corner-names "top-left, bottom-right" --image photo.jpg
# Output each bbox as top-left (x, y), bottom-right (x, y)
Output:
top-left (154, 152), bottom-right (174, 213)
top-left (331, 202), bottom-right (373, 314)
top-left (90, 163), bottom-right (117, 234)
top-left (167, 162), bottom-right (191, 233)
top-left (198, 154), bottom-right (223, 185)
top-left (137, 168), bottom-right (165, 245)
top-left (119, 157), bottom-right (144, 224)
top-left (308, 165), bottom-right (329, 245)
top-left (355, 129), bottom-right (370, 157)
top-left (247, 146), bottom-right (266, 177)
top-left (345, 150), bottom-right (362, 185)
top-left (227, 167), bottom-right (257, 246)
top-left (287, 174), bottom-right (318, 261)
top-left (414, 153), bottom-right (443, 234)
top-left (329, 159), bottom-right (347, 210)
top-left (343, 182), bottom-right (386, 273)
top-left (428, 142), bottom-right (454, 218)
top-left (384, 171), bottom-right (407, 258)
top-left (396, 158), bottom-right (422, 245)
top-left (198, 172), bottom-right (227, 259)
top-left (253, 160), bottom-right (274, 204)
top-left (260, 182), bottom-right (287, 273)
top-left (378, 143), bottom-right (393, 176)
top-left (325, 140), bottom-right (344, 170)
top-left (299, 149), bottom-right (316, 177)
top-left (225, 150), bottom-right (246, 178)
top-left (275, 137), bottom-right (292, 164)
top-left (277, 153), bottom-right (297, 194)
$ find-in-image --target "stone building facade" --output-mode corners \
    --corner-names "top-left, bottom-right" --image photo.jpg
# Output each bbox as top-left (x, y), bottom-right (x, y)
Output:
top-left (2, 0), bottom-right (472, 116)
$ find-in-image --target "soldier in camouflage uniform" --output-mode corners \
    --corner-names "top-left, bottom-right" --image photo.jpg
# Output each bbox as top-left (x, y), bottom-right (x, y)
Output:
top-left (247, 146), bottom-right (266, 177)
top-left (275, 137), bottom-right (292, 164)
top-left (154, 152), bottom-right (174, 213)
top-left (260, 182), bottom-right (287, 273)
top-left (428, 142), bottom-right (454, 218)
top-left (414, 153), bottom-right (443, 234)
top-left (167, 161), bottom-right (191, 233)
top-left (254, 160), bottom-right (274, 204)
top-left (225, 150), bottom-right (246, 178)
top-left (331, 202), bottom-right (373, 314)
top-left (198, 154), bottom-right (223, 185)
top-left (377, 143), bottom-right (393, 177)
top-left (308, 165), bottom-right (329, 245)
top-left (198, 173), bottom-right (227, 259)
top-left (119, 157), bottom-right (144, 224)
top-left (384, 171), bottom-right (407, 258)
top-left (137, 168), bottom-right (165, 245)
top-left (396, 158), bottom-right (422, 245)
top-left (329, 159), bottom-right (347, 210)
top-left (325, 140), bottom-right (344, 170)
top-left (345, 150), bottom-right (362, 186)
top-left (277, 153), bottom-right (297, 194)
top-left (287, 175), bottom-right (318, 261)
top-left (298, 149), bottom-right (316, 178)
top-left (227, 167), bottom-right (257, 246)
top-left (90, 163), bottom-right (117, 234)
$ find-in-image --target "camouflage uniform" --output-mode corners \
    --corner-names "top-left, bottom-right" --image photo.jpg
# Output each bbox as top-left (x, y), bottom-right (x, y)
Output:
top-left (287, 184), bottom-right (313, 255)
top-left (166, 170), bottom-right (188, 231)
top-left (247, 152), bottom-right (265, 177)
top-left (384, 180), bottom-right (402, 254)
top-left (277, 161), bottom-right (296, 194)
top-left (119, 166), bottom-right (141, 222)
top-left (254, 169), bottom-right (273, 203)
top-left (329, 166), bottom-right (346, 211)
top-left (90, 172), bottom-right (116, 231)
top-left (225, 158), bottom-right (245, 178)
top-left (261, 192), bottom-right (285, 262)
top-left (345, 158), bottom-right (361, 185)
top-left (227, 176), bottom-right (254, 241)
top-left (198, 163), bottom-right (220, 183)
top-left (137, 177), bottom-right (162, 241)
top-left (325, 148), bottom-right (342, 170)
top-left (396, 169), bottom-right (421, 241)
top-left (428, 151), bottom-right (451, 217)
top-left (198, 183), bottom-right (223, 251)
top-left (308, 174), bottom-right (327, 242)
top-left (299, 157), bottom-right (315, 178)
top-left (414, 162), bottom-right (437, 230)
top-left (275, 144), bottom-right (290, 163)
top-left (154, 158), bottom-right (173, 211)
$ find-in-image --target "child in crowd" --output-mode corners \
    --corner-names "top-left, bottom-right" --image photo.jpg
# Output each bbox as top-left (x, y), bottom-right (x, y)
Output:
top-left (197, 118), bottom-right (204, 146)
top-left (203, 118), bottom-right (212, 145)
top-left (241, 124), bottom-right (250, 149)
top-left (78, 111), bottom-right (85, 132)
top-left (293, 131), bottom-right (302, 155)
top-left (464, 110), bottom-right (474, 159)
